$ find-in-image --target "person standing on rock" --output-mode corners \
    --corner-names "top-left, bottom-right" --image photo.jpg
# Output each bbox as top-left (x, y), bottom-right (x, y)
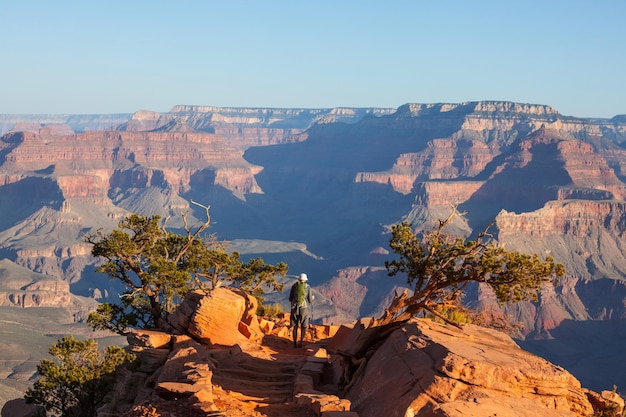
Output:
top-left (289, 273), bottom-right (313, 348)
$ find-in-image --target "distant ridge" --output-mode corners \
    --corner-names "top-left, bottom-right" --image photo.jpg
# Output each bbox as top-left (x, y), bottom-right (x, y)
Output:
top-left (148, 118), bottom-right (196, 133)
top-left (0, 113), bottom-right (132, 135)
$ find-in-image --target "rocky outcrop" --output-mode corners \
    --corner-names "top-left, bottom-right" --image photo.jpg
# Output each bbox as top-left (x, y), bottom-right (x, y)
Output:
top-left (329, 318), bottom-right (610, 417)
top-left (107, 308), bottom-right (620, 417)
top-left (100, 331), bottom-right (218, 416)
top-left (104, 288), bottom-right (328, 416)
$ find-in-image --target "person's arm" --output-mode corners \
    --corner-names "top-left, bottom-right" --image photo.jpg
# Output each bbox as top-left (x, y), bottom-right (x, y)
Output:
top-left (307, 285), bottom-right (314, 304)
top-left (289, 284), bottom-right (295, 303)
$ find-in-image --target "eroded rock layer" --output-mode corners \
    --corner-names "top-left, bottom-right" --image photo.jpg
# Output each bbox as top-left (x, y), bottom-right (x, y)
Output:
top-left (3, 100), bottom-right (626, 402)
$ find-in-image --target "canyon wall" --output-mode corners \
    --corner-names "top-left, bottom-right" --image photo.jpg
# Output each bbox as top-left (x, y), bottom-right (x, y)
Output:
top-left (3, 101), bottom-right (626, 396)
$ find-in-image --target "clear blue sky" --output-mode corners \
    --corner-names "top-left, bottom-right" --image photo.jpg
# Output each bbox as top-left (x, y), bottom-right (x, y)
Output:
top-left (1, 1), bottom-right (624, 118)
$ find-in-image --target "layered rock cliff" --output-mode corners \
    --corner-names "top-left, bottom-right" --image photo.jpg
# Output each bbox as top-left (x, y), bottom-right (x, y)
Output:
top-left (118, 106), bottom-right (396, 149)
top-left (0, 129), bottom-right (262, 201)
top-left (3, 101), bottom-right (626, 405)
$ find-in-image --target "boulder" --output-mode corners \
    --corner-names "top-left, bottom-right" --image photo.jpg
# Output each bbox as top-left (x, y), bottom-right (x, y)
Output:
top-left (127, 329), bottom-right (172, 349)
top-left (170, 288), bottom-right (246, 346)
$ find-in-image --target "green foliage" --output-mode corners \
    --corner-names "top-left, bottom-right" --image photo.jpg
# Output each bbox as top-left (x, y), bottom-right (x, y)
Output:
top-left (24, 336), bottom-right (134, 417)
top-left (423, 301), bottom-right (524, 335)
top-left (86, 208), bottom-right (287, 334)
top-left (426, 305), bottom-right (474, 325)
top-left (383, 209), bottom-right (565, 324)
top-left (258, 302), bottom-right (285, 318)
top-left (86, 303), bottom-right (138, 334)
top-left (197, 248), bottom-right (287, 304)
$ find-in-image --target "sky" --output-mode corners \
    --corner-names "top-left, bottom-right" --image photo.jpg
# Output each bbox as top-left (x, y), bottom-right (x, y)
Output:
top-left (0, 1), bottom-right (624, 118)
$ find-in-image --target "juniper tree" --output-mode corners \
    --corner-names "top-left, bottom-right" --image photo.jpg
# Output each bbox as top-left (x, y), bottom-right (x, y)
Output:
top-left (381, 208), bottom-right (565, 326)
top-left (86, 203), bottom-right (287, 334)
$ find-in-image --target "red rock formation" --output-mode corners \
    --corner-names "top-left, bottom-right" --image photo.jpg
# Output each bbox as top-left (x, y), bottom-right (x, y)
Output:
top-left (108, 313), bottom-right (618, 417)
top-left (333, 319), bottom-right (597, 417)
top-left (496, 200), bottom-right (626, 238)
top-left (168, 288), bottom-right (259, 347)
top-left (0, 129), bottom-right (262, 198)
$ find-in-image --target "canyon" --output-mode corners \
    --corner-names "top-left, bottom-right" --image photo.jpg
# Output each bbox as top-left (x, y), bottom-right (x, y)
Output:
top-left (2, 101), bottom-right (626, 408)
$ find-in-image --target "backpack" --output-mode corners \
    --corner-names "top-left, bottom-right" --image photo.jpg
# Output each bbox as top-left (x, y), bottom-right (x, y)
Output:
top-left (294, 281), bottom-right (308, 308)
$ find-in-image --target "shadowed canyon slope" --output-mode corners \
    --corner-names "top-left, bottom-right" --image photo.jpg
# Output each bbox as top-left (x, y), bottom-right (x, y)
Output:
top-left (2, 101), bottom-right (626, 400)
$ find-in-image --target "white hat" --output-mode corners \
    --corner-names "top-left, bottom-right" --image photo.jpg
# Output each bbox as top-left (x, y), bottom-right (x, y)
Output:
top-left (299, 273), bottom-right (308, 282)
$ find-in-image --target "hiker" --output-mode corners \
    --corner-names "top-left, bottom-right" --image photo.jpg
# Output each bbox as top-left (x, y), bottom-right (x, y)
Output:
top-left (289, 273), bottom-right (313, 348)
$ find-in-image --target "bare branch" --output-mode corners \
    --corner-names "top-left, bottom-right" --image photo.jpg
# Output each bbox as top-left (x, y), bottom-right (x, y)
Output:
top-left (171, 203), bottom-right (213, 264)
top-left (182, 210), bottom-right (191, 235)
top-left (191, 199), bottom-right (212, 227)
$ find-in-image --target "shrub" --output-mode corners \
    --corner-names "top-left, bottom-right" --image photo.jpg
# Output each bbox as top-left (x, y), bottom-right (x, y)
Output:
top-left (24, 337), bottom-right (135, 417)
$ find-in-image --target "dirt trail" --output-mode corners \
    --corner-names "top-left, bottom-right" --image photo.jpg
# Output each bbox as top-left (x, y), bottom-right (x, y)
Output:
top-left (209, 335), bottom-right (319, 417)
top-left (122, 334), bottom-right (328, 417)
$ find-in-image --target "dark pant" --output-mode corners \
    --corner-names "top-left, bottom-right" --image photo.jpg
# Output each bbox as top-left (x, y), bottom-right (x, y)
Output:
top-left (290, 306), bottom-right (310, 345)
